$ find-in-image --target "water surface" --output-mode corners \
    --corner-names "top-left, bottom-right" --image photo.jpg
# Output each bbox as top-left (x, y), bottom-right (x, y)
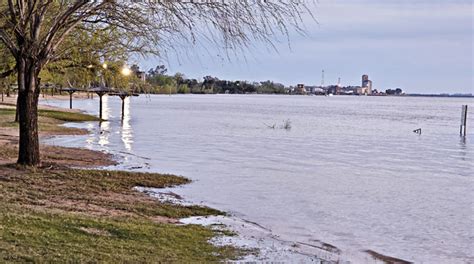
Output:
top-left (44, 95), bottom-right (474, 263)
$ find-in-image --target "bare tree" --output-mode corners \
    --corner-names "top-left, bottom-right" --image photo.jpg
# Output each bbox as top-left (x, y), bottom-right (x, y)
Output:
top-left (0, 0), bottom-right (312, 166)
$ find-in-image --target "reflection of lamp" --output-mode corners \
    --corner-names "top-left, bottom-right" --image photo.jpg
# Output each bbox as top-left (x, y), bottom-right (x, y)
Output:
top-left (121, 97), bottom-right (133, 151)
top-left (98, 95), bottom-right (110, 147)
top-left (102, 63), bottom-right (108, 69)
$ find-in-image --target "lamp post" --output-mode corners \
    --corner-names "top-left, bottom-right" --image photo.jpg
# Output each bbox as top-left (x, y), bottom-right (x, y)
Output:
top-left (120, 65), bottom-right (132, 119)
top-left (101, 63), bottom-right (108, 87)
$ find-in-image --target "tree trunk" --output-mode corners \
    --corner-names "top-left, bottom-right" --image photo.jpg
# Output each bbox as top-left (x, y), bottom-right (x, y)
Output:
top-left (14, 95), bottom-right (19, 122)
top-left (17, 59), bottom-right (41, 166)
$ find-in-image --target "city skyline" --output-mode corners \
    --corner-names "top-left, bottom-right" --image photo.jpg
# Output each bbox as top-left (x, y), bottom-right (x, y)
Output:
top-left (141, 0), bottom-right (473, 94)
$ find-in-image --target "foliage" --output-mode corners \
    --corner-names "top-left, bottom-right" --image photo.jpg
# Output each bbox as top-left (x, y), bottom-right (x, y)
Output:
top-left (141, 65), bottom-right (287, 94)
top-left (0, 43), bottom-right (15, 95)
top-left (258, 81), bottom-right (286, 94)
top-left (386, 88), bottom-right (403, 95)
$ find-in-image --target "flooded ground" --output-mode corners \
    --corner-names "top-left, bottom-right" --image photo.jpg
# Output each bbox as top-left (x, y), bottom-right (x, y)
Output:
top-left (44, 94), bottom-right (473, 263)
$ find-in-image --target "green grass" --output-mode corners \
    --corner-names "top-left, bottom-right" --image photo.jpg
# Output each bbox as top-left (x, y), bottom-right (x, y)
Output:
top-left (0, 108), bottom-right (100, 135)
top-left (0, 207), bottom-right (240, 263)
top-left (0, 167), bottom-right (223, 219)
top-left (0, 108), bottom-right (100, 122)
top-left (0, 108), bottom-right (15, 116)
top-left (38, 109), bottom-right (101, 122)
top-left (0, 166), bottom-right (242, 262)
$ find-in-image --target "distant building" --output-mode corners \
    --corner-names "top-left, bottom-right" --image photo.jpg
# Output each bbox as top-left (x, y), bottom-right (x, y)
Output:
top-left (326, 85), bottom-right (341, 95)
top-left (357, 74), bottom-right (372, 95)
top-left (354, 74), bottom-right (372, 95)
top-left (304, 85), bottom-right (324, 94)
top-left (362, 75), bottom-right (368, 83)
top-left (313, 87), bottom-right (326, 95)
top-left (304, 85), bottom-right (314, 93)
top-left (295, 84), bottom-right (306, 94)
top-left (355, 87), bottom-right (369, 95)
top-left (136, 71), bottom-right (146, 83)
top-left (294, 73), bottom-right (387, 96)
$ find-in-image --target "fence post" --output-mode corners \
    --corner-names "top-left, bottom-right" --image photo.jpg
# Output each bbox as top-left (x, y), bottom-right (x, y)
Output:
top-left (460, 105), bottom-right (468, 136)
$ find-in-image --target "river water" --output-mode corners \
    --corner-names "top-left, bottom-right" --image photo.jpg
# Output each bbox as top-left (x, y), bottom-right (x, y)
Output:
top-left (44, 94), bottom-right (473, 263)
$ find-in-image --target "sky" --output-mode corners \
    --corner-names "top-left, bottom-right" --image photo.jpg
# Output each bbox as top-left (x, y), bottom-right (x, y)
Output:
top-left (140, 0), bottom-right (473, 94)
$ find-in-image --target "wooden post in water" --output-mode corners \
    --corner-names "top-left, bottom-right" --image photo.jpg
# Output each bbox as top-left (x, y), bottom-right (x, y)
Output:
top-left (108, 92), bottom-right (138, 120)
top-left (120, 94), bottom-right (127, 120)
top-left (460, 105), bottom-right (468, 136)
top-left (60, 88), bottom-right (77, 109)
top-left (100, 95), bottom-right (102, 119)
top-left (96, 92), bottom-right (106, 120)
top-left (69, 91), bottom-right (73, 109)
top-left (90, 87), bottom-right (112, 120)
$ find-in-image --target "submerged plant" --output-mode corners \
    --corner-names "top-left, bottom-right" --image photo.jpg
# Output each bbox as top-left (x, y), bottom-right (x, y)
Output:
top-left (263, 119), bottom-right (291, 130)
top-left (263, 122), bottom-right (276, 129)
top-left (281, 119), bottom-right (292, 130)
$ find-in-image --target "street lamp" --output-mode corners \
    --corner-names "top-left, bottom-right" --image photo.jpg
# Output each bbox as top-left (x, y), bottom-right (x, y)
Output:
top-left (121, 65), bottom-right (131, 76)
top-left (119, 65), bottom-right (132, 119)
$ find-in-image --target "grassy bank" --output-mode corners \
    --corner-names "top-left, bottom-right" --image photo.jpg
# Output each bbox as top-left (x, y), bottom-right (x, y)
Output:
top-left (0, 108), bottom-right (100, 135)
top-left (0, 106), bottom-right (244, 262)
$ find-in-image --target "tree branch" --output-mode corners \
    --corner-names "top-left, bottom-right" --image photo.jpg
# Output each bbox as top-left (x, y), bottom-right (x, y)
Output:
top-left (0, 67), bottom-right (16, 79)
top-left (0, 29), bottom-right (18, 57)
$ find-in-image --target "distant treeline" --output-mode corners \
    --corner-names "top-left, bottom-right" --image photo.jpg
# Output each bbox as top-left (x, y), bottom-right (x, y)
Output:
top-left (134, 65), bottom-right (286, 95)
top-left (406, 94), bottom-right (474, 98)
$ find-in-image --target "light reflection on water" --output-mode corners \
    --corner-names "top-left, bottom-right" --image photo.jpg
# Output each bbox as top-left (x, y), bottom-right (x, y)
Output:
top-left (121, 97), bottom-right (133, 152)
top-left (43, 95), bottom-right (473, 263)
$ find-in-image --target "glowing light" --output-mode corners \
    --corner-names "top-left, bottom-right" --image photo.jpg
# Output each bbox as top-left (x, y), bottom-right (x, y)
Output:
top-left (87, 64), bottom-right (93, 68)
top-left (121, 66), bottom-right (131, 76)
top-left (102, 63), bottom-right (108, 69)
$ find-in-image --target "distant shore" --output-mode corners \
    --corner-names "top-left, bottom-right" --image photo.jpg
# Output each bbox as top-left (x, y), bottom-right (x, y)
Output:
top-left (405, 93), bottom-right (474, 98)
